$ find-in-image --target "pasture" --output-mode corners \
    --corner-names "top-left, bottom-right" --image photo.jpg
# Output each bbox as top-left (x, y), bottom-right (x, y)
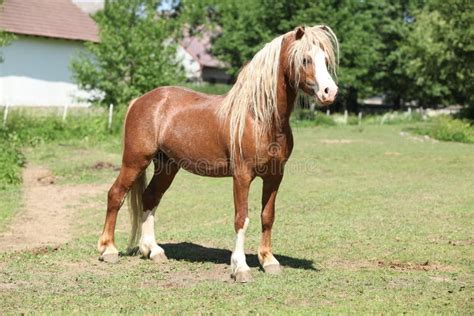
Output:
top-left (0, 125), bottom-right (472, 313)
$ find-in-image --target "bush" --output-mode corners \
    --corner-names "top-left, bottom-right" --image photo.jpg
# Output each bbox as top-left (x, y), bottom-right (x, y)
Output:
top-left (0, 134), bottom-right (26, 188)
top-left (291, 110), bottom-right (336, 126)
top-left (410, 116), bottom-right (474, 144)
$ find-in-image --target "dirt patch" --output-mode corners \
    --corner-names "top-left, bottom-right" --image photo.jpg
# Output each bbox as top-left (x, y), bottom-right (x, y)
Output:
top-left (0, 165), bottom-right (108, 252)
top-left (328, 258), bottom-right (456, 272)
top-left (157, 264), bottom-right (231, 288)
top-left (90, 161), bottom-right (120, 171)
top-left (319, 139), bottom-right (382, 145)
top-left (320, 139), bottom-right (360, 144)
top-left (399, 131), bottom-right (439, 143)
top-left (377, 260), bottom-right (455, 272)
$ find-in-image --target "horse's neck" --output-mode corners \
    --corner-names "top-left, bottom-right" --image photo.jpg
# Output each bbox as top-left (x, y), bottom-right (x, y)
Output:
top-left (275, 76), bottom-right (297, 131)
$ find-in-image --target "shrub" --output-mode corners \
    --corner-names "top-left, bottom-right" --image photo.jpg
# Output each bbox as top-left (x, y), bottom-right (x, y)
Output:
top-left (410, 116), bottom-right (474, 144)
top-left (291, 110), bottom-right (336, 126)
top-left (0, 133), bottom-right (25, 188)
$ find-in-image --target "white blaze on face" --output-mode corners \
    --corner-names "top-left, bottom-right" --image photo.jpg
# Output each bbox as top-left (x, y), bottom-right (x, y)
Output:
top-left (313, 49), bottom-right (338, 104)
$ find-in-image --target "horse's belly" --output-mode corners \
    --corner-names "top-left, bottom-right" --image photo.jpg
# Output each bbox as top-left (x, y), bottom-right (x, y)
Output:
top-left (176, 158), bottom-right (232, 177)
top-left (159, 146), bottom-right (230, 177)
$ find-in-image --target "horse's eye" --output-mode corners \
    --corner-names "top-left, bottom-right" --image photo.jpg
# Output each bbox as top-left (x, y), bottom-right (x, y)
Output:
top-left (303, 58), bottom-right (311, 66)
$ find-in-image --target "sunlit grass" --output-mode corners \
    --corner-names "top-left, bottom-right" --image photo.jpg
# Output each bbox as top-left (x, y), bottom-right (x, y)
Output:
top-left (0, 125), bottom-right (472, 313)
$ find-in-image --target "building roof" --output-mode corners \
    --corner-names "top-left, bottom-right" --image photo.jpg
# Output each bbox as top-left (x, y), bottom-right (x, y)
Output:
top-left (180, 26), bottom-right (223, 69)
top-left (0, 0), bottom-right (99, 42)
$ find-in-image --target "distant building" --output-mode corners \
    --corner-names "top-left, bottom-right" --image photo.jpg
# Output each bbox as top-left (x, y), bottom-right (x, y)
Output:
top-left (0, 0), bottom-right (99, 106)
top-left (0, 0), bottom-right (228, 107)
top-left (178, 27), bottom-right (231, 84)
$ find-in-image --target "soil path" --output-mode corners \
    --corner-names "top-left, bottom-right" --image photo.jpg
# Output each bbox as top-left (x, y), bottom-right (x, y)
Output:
top-left (0, 165), bottom-right (108, 251)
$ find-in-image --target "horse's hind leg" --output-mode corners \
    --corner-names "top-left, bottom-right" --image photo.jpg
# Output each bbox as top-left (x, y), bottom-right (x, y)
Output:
top-left (98, 160), bottom-right (151, 262)
top-left (139, 155), bottom-right (179, 262)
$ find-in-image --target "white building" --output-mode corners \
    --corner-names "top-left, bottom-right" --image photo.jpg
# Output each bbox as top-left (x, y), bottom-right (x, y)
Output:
top-left (0, 0), bottom-right (229, 107)
top-left (0, 0), bottom-right (98, 107)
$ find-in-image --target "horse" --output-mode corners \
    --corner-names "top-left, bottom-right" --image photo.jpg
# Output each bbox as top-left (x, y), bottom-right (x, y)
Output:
top-left (97, 25), bottom-right (339, 282)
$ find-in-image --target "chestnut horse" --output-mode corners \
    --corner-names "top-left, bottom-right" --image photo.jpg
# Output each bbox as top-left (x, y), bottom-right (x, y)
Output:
top-left (98, 25), bottom-right (339, 282)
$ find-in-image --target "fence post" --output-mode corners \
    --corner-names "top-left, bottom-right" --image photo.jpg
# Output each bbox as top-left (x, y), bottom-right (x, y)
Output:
top-left (344, 109), bottom-right (348, 125)
top-left (3, 104), bottom-right (9, 127)
top-left (108, 103), bottom-right (114, 130)
top-left (358, 112), bottom-right (362, 125)
top-left (62, 104), bottom-right (68, 121)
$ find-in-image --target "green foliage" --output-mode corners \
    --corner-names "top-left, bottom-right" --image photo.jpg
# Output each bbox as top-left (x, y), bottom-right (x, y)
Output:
top-left (410, 116), bottom-right (474, 144)
top-left (400, 0), bottom-right (474, 108)
top-left (0, 29), bottom-right (14, 63)
top-left (71, 0), bottom-right (184, 107)
top-left (0, 134), bottom-right (25, 187)
top-left (183, 0), bottom-right (471, 113)
top-left (182, 83), bottom-right (231, 95)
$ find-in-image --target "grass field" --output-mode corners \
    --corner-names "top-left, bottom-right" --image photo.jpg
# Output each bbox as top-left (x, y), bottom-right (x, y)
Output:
top-left (0, 125), bottom-right (473, 314)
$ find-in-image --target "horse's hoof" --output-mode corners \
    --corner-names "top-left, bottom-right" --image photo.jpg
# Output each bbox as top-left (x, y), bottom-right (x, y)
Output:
top-left (99, 253), bottom-right (119, 263)
top-left (150, 251), bottom-right (168, 263)
top-left (233, 270), bottom-right (252, 283)
top-left (264, 264), bottom-right (282, 275)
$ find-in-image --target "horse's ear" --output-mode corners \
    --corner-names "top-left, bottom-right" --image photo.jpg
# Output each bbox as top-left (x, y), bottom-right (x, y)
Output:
top-left (295, 26), bottom-right (305, 40)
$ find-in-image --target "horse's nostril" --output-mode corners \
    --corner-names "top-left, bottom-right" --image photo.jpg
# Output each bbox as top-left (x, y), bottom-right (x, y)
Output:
top-left (324, 87), bottom-right (329, 94)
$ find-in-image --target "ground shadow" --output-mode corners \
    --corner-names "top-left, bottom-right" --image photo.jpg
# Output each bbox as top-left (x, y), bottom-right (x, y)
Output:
top-left (158, 242), bottom-right (317, 271)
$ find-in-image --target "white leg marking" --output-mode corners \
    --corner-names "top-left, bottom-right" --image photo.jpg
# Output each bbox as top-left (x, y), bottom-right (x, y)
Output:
top-left (231, 217), bottom-right (250, 276)
top-left (139, 209), bottom-right (165, 259)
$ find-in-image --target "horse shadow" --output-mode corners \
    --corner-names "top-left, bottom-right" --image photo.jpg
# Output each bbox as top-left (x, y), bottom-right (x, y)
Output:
top-left (156, 242), bottom-right (318, 271)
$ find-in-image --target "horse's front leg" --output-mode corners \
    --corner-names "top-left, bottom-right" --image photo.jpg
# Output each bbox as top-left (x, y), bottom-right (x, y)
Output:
top-left (230, 172), bottom-right (254, 283)
top-left (258, 175), bottom-right (283, 274)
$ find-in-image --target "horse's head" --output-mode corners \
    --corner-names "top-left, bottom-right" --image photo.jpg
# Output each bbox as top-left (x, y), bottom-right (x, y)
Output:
top-left (284, 25), bottom-right (339, 106)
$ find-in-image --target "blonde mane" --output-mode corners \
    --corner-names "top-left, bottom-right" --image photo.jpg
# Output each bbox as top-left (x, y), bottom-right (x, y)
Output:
top-left (219, 25), bottom-right (339, 164)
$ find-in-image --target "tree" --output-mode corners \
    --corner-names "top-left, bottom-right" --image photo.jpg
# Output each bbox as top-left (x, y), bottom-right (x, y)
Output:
top-left (71, 0), bottom-right (184, 107)
top-left (400, 0), bottom-right (474, 110)
top-left (200, 0), bottom-right (390, 112)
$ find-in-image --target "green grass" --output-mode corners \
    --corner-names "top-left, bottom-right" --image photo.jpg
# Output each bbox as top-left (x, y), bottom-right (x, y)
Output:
top-left (0, 125), bottom-right (473, 314)
top-left (0, 188), bottom-right (22, 232)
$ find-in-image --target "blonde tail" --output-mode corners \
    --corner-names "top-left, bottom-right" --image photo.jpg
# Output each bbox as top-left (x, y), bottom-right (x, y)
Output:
top-left (127, 171), bottom-right (147, 250)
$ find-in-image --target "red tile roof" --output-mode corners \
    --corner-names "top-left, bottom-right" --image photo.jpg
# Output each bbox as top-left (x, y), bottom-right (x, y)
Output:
top-left (0, 0), bottom-right (99, 42)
